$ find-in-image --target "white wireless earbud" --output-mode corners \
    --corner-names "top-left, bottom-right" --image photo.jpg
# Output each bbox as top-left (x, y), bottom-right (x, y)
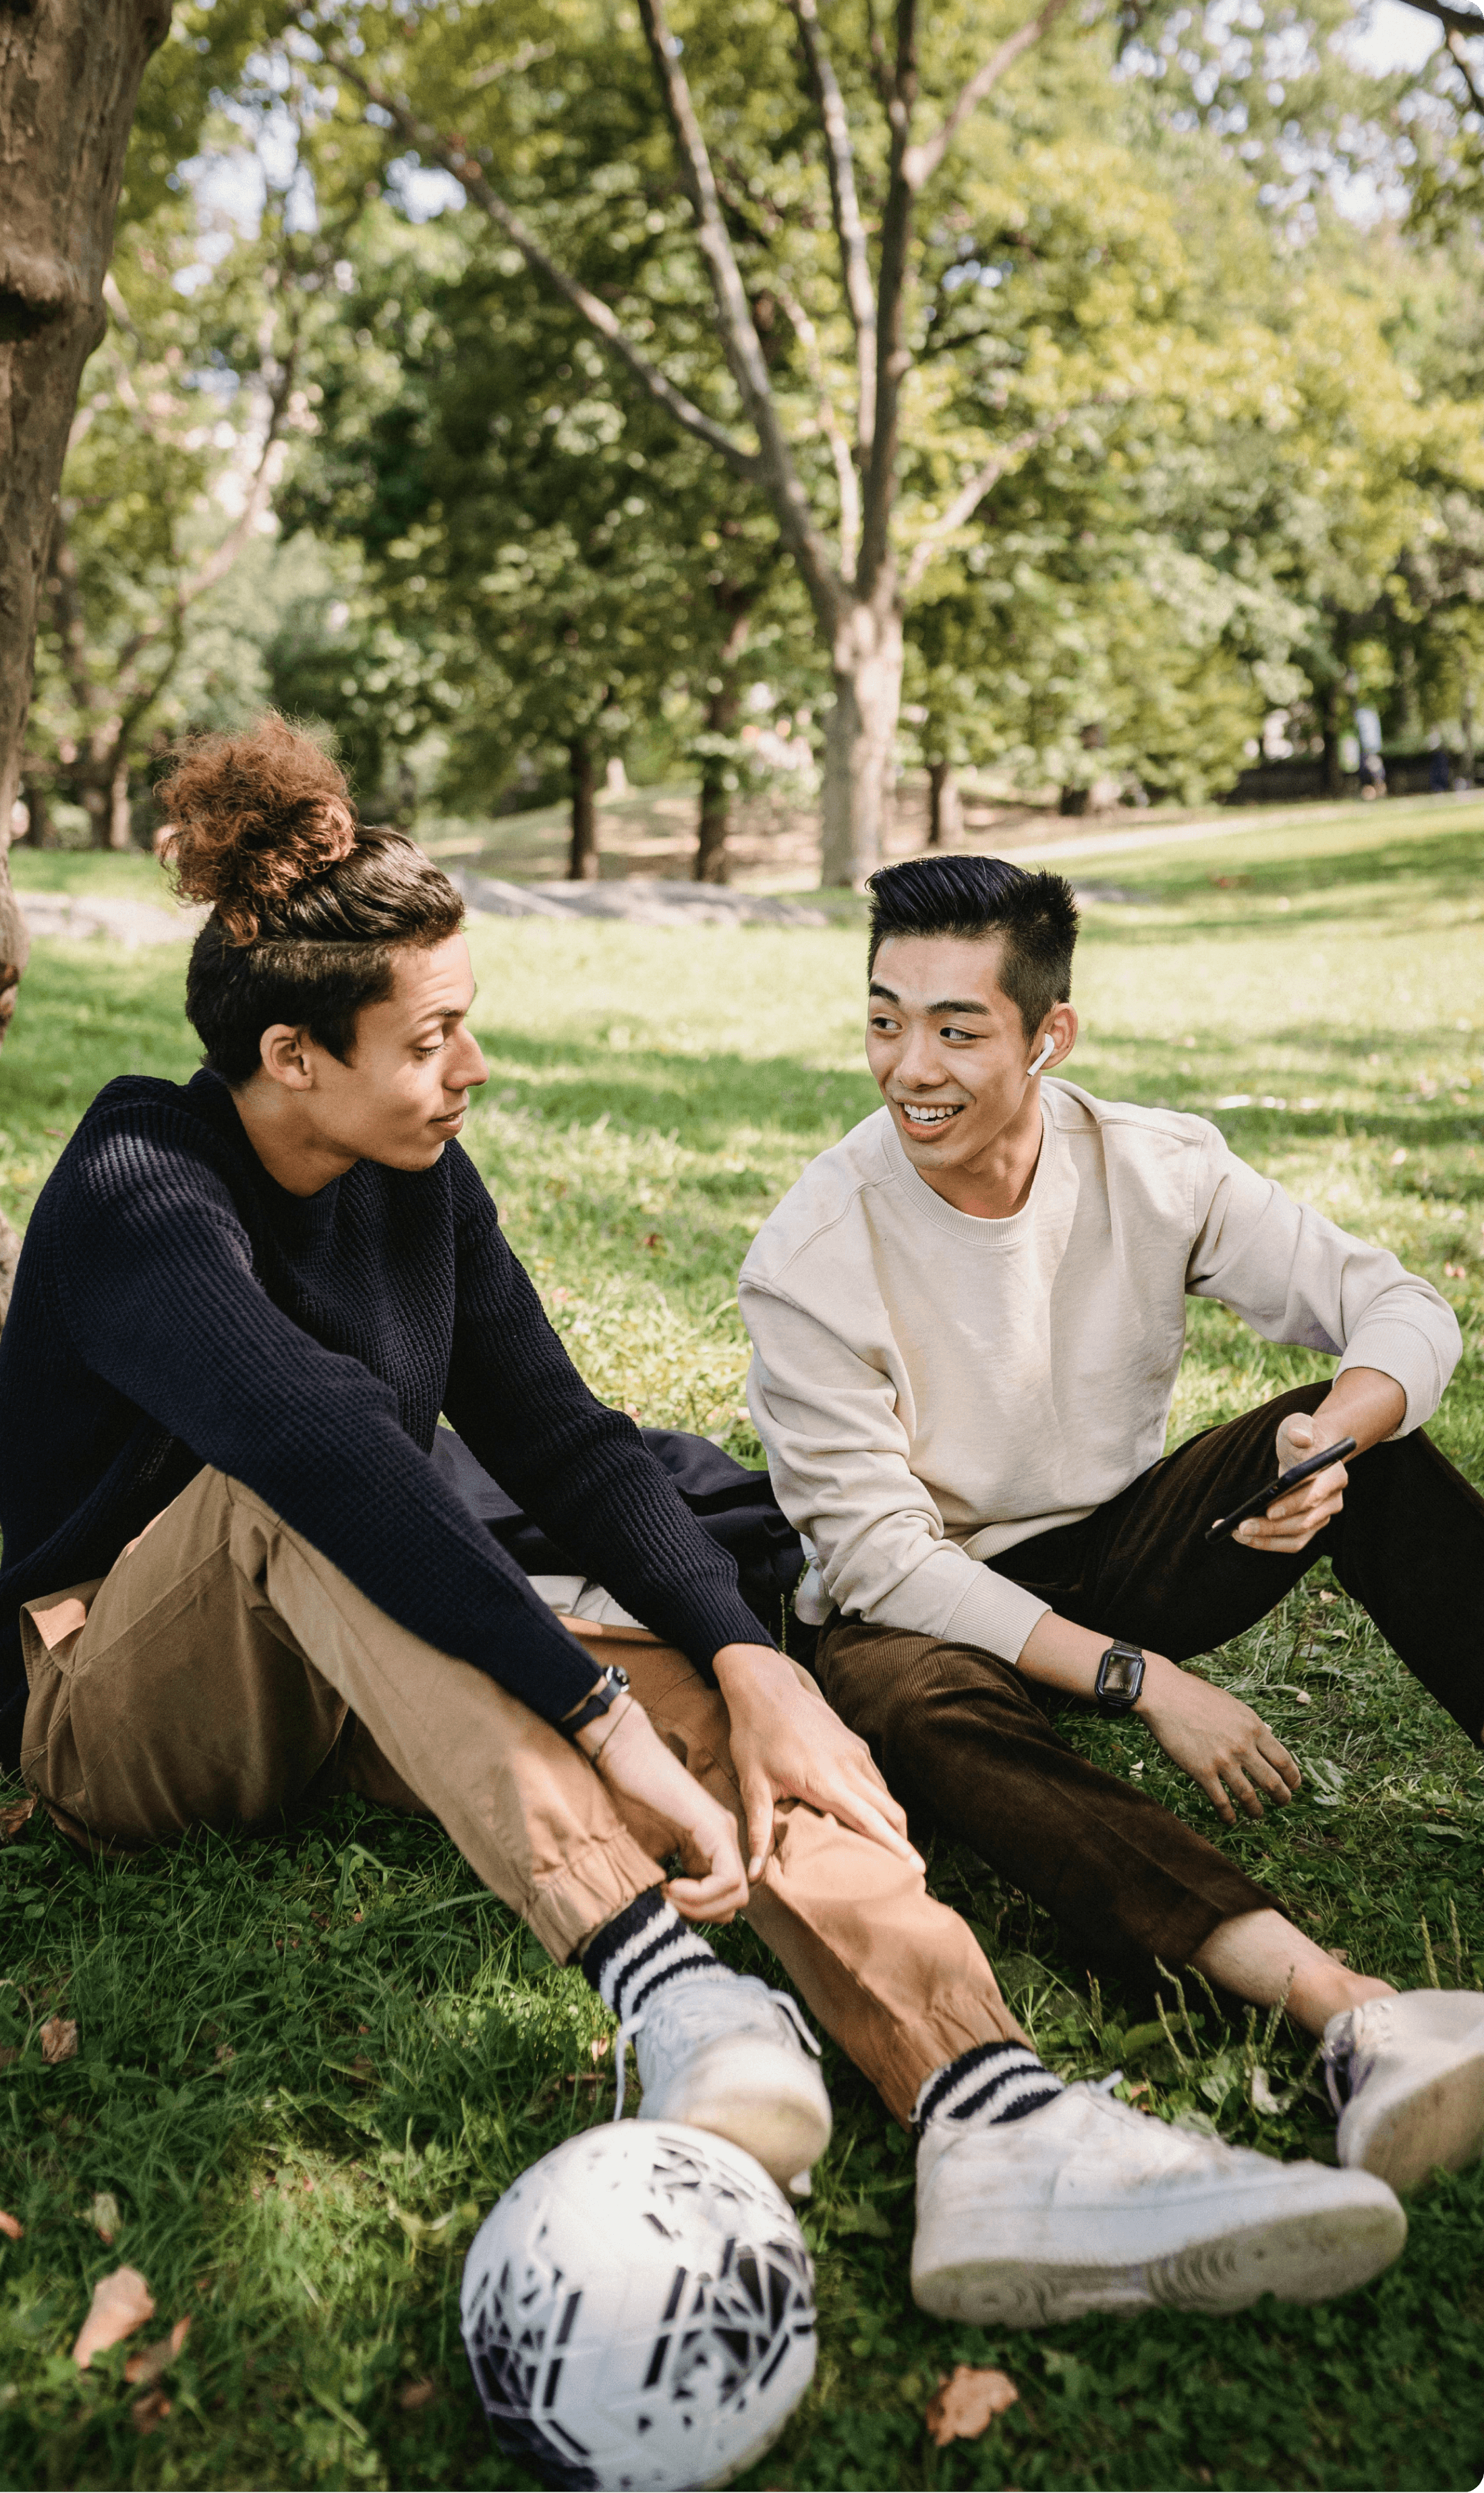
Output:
top-left (1026, 1033), bottom-right (1056, 1076)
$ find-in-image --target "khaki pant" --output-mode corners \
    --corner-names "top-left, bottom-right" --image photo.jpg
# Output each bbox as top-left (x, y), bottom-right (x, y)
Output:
top-left (18, 1466), bottom-right (1021, 2122)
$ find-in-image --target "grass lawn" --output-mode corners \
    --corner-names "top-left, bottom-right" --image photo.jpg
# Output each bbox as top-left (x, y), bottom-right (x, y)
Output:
top-left (1, 801), bottom-right (1483, 2491)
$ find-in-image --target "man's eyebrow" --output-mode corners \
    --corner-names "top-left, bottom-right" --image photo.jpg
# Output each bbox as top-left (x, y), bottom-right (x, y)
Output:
top-left (867, 981), bottom-right (990, 1016)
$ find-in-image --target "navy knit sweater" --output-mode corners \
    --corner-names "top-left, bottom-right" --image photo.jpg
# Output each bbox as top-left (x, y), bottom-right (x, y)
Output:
top-left (0, 1070), bottom-right (770, 1766)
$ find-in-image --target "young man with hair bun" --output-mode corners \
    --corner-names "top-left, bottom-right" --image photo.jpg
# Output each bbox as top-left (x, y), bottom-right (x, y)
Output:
top-left (741, 851), bottom-right (1484, 2204)
top-left (0, 742), bottom-right (1435, 2324)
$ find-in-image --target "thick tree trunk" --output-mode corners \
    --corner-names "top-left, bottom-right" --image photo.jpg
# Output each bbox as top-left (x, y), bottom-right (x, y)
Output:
top-left (0, 0), bottom-right (170, 1103)
top-left (567, 733), bottom-right (598, 881)
top-left (927, 758), bottom-right (962, 848)
top-left (819, 597), bottom-right (904, 888)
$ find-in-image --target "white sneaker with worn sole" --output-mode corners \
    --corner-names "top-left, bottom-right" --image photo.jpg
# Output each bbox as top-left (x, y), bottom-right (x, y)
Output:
top-left (623, 1970), bottom-right (832, 2193)
top-left (911, 2082), bottom-right (1406, 2327)
top-left (1324, 1990), bottom-right (1484, 2195)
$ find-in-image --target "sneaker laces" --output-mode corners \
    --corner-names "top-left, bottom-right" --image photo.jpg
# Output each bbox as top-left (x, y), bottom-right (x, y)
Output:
top-left (612, 1973), bottom-right (820, 2120)
top-left (1322, 1999), bottom-right (1394, 2119)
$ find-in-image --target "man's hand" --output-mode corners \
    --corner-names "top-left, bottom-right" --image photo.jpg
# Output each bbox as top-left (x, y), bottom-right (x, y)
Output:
top-left (1137, 1653), bottom-right (1302, 1825)
top-left (1233, 1410), bottom-right (1350, 1554)
top-left (576, 1699), bottom-right (749, 1923)
top-left (713, 1644), bottom-right (925, 1883)
top-left (1235, 1369), bottom-right (1406, 1554)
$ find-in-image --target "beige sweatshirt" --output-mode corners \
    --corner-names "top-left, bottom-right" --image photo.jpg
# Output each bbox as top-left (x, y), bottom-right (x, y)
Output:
top-left (739, 1080), bottom-right (1460, 1664)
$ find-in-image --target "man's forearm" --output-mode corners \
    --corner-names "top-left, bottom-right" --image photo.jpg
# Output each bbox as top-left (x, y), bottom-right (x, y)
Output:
top-left (1309, 1365), bottom-right (1406, 1454)
top-left (1014, 1609), bottom-right (1191, 1716)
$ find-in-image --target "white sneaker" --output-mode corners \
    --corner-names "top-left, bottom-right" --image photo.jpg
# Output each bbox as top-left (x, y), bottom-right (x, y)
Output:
top-left (1324, 1990), bottom-right (1484, 2195)
top-left (621, 1970), bottom-right (832, 2192)
top-left (911, 2083), bottom-right (1406, 2326)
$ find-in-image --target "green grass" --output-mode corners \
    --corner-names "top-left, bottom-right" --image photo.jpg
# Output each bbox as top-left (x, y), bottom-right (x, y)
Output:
top-left (2, 802), bottom-right (1483, 2490)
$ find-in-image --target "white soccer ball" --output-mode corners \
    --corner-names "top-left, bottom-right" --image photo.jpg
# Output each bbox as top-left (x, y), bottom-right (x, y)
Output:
top-left (460, 2120), bottom-right (817, 2490)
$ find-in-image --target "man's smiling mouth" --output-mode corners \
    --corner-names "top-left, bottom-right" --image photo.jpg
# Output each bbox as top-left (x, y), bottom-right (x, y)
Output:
top-left (898, 1101), bottom-right (964, 1126)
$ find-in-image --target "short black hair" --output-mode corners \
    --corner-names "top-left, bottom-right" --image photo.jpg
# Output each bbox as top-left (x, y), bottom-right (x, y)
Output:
top-left (865, 855), bottom-right (1079, 1041)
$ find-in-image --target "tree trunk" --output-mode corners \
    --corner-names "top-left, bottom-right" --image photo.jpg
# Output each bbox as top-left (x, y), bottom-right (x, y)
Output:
top-left (567, 733), bottom-right (598, 881)
top-left (0, 0), bottom-right (171, 1099)
top-left (106, 745), bottom-right (132, 848)
top-left (819, 597), bottom-right (904, 887)
top-left (1463, 685), bottom-right (1477, 786)
top-left (18, 775), bottom-right (51, 847)
top-left (927, 758), bottom-right (962, 849)
top-left (695, 682), bottom-right (739, 885)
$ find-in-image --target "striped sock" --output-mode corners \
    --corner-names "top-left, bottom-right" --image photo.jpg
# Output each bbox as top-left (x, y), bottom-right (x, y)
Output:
top-left (913, 2040), bottom-right (1065, 2138)
top-left (580, 1888), bottom-right (727, 2025)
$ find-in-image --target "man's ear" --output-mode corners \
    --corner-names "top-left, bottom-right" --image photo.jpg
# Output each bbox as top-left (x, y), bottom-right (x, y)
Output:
top-left (258, 1023), bottom-right (316, 1091)
top-left (1031, 1002), bottom-right (1079, 1074)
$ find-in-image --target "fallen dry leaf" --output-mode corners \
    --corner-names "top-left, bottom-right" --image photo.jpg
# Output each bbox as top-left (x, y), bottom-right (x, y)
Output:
top-left (89, 2190), bottom-right (121, 2244)
top-left (925, 2365), bottom-right (1020, 2448)
top-left (132, 2389), bottom-right (172, 2434)
top-left (0, 2210), bottom-right (22, 2241)
top-left (398, 2376), bottom-right (438, 2411)
top-left (1324, 1947), bottom-right (1350, 1967)
top-left (40, 2016), bottom-right (78, 2065)
top-left (73, 2266), bottom-right (156, 2368)
top-left (0, 1796), bottom-right (37, 1840)
top-left (124, 2315), bottom-right (190, 2386)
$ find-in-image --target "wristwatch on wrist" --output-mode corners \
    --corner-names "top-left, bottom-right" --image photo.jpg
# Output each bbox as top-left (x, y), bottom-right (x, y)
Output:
top-left (561, 1661), bottom-right (631, 1742)
top-left (1094, 1641), bottom-right (1145, 1717)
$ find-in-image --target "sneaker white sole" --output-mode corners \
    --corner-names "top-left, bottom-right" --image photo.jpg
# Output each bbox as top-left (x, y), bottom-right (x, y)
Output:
top-left (1340, 2042), bottom-right (1484, 2195)
top-left (640, 2035), bottom-right (832, 2191)
top-left (912, 2171), bottom-right (1406, 2326)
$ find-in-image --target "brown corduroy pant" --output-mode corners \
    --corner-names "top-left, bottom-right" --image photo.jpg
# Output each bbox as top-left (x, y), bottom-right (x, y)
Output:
top-left (817, 1382), bottom-right (1484, 1990)
top-left (18, 1463), bottom-right (1022, 2123)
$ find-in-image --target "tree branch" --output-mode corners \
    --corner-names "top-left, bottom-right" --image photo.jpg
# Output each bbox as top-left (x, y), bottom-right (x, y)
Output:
top-left (901, 409), bottom-right (1073, 596)
top-left (857, 0), bottom-right (919, 599)
top-left (789, 0), bottom-right (878, 453)
top-left (774, 281), bottom-right (861, 576)
top-left (1397, 0), bottom-right (1484, 40)
top-left (320, 42), bottom-right (762, 488)
top-left (634, 0), bottom-right (841, 606)
top-left (1446, 25), bottom-right (1484, 111)
top-left (108, 333), bottom-right (299, 708)
top-left (904, 0), bottom-right (1076, 192)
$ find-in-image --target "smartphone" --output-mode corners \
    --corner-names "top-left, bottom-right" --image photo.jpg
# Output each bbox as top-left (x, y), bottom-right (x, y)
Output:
top-left (1205, 1438), bottom-right (1357, 1545)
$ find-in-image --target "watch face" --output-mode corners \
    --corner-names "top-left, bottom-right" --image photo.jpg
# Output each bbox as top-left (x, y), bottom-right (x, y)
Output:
top-left (1102, 1649), bottom-right (1139, 1700)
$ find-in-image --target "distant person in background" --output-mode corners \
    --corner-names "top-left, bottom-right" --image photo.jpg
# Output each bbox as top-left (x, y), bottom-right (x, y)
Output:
top-left (1429, 733), bottom-right (1452, 794)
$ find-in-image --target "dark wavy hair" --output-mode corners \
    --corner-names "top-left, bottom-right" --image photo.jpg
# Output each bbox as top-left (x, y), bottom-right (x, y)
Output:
top-left (865, 854), bottom-right (1080, 1041)
top-left (159, 714), bottom-right (464, 1086)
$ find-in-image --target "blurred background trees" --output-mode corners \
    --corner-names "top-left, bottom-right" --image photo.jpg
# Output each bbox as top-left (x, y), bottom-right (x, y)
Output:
top-left (14, 0), bottom-right (1484, 882)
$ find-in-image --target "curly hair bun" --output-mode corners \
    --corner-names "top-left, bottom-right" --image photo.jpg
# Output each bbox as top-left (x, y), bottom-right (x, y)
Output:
top-left (158, 714), bottom-right (360, 946)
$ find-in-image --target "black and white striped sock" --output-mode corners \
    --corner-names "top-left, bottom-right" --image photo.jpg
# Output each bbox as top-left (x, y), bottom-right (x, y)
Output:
top-left (580, 1888), bottom-right (728, 2026)
top-left (913, 2040), bottom-right (1065, 2138)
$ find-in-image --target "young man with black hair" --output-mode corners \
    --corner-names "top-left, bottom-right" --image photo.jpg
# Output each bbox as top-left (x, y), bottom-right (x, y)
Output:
top-left (741, 853), bottom-right (1484, 2191)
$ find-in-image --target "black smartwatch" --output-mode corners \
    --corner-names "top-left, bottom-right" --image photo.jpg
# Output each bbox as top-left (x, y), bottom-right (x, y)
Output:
top-left (561, 1661), bottom-right (631, 1740)
top-left (1094, 1641), bottom-right (1145, 1717)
